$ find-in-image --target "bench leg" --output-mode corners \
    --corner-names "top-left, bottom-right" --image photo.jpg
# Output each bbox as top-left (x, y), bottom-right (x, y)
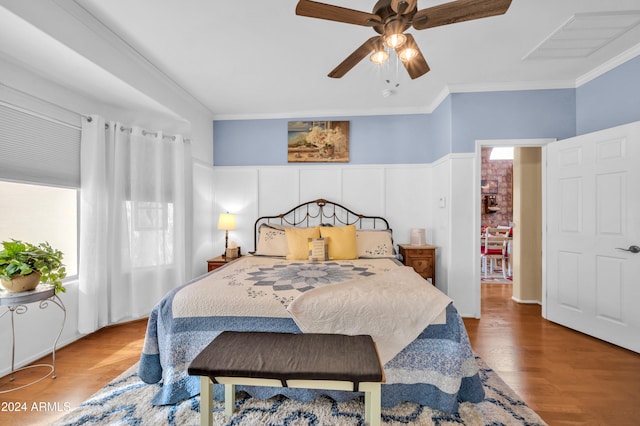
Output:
top-left (364, 383), bottom-right (381, 426)
top-left (224, 383), bottom-right (236, 419)
top-left (200, 377), bottom-right (213, 426)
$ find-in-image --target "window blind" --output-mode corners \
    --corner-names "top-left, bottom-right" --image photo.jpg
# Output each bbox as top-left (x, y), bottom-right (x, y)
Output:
top-left (0, 103), bottom-right (81, 187)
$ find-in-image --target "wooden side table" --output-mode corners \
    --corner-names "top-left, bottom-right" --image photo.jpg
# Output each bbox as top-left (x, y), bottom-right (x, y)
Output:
top-left (398, 244), bottom-right (437, 286)
top-left (206, 255), bottom-right (241, 272)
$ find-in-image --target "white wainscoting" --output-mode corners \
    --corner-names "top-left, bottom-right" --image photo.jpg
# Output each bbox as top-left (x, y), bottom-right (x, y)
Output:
top-left (213, 164), bottom-right (431, 256)
top-left (192, 160), bottom-right (216, 277)
top-left (211, 157), bottom-right (478, 317)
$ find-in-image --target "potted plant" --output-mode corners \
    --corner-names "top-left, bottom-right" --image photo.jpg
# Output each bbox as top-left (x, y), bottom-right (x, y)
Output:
top-left (0, 240), bottom-right (67, 294)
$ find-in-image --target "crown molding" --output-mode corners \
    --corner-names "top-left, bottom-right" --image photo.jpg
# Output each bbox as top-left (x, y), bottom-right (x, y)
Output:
top-left (575, 42), bottom-right (640, 87)
top-left (448, 79), bottom-right (577, 94)
top-left (61, 0), bottom-right (214, 117)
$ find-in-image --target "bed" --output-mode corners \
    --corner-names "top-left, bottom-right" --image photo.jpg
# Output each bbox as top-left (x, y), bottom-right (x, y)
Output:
top-left (138, 199), bottom-right (484, 413)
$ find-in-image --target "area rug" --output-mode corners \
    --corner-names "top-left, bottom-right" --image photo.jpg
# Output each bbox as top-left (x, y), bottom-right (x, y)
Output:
top-left (481, 270), bottom-right (512, 284)
top-left (53, 357), bottom-right (547, 425)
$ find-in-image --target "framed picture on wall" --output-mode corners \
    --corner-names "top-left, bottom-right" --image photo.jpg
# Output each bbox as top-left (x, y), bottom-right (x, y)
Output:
top-left (288, 121), bottom-right (350, 163)
top-left (481, 179), bottom-right (498, 194)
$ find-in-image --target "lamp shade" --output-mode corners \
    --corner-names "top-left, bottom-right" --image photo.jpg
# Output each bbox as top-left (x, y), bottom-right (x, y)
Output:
top-left (217, 213), bottom-right (236, 231)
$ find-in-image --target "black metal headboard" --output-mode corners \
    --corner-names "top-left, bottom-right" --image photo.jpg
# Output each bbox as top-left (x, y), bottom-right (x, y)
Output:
top-left (254, 199), bottom-right (390, 251)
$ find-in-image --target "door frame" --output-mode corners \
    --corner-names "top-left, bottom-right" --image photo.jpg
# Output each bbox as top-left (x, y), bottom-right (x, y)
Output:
top-left (473, 138), bottom-right (555, 318)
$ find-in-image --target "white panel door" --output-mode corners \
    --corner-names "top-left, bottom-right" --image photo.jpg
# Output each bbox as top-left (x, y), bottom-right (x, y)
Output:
top-left (546, 121), bottom-right (640, 353)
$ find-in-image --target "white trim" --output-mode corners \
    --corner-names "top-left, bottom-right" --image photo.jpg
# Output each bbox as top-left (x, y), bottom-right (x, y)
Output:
top-left (212, 105), bottom-right (435, 121)
top-left (541, 145), bottom-right (548, 319)
top-left (448, 79), bottom-right (577, 94)
top-left (212, 43), bottom-right (640, 121)
top-left (511, 296), bottom-right (542, 305)
top-left (431, 152), bottom-right (474, 168)
top-left (576, 43), bottom-right (640, 87)
top-left (474, 138), bottom-right (555, 319)
top-left (58, 0), bottom-right (213, 117)
top-left (0, 333), bottom-right (82, 379)
top-left (212, 162), bottom-right (434, 172)
top-left (0, 81), bottom-right (82, 128)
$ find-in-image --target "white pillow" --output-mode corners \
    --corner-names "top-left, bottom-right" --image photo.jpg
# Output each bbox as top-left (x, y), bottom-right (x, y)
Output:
top-left (254, 224), bottom-right (288, 257)
top-left (356, 229), bottom-right (395, 258)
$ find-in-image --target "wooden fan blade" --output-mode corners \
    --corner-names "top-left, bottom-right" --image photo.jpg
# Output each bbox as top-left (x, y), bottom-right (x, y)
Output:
top-left (395, 34), bottom-right (430, 80)
top-left (328, 36), bottom-right (380, 78)
top-left (296, 0), bottom-right (381, 27)
top-left (413, 0), bottom-right (512, 30)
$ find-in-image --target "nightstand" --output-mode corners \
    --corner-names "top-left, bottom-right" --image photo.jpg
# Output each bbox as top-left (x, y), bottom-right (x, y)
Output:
top-left (206, 255), bottom-right (240, 272)
top-left (398, 244), bottom-right (436, 286)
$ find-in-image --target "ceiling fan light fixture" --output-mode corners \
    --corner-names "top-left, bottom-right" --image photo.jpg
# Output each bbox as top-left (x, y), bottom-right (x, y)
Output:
top-left (383, 32), bottom-right (406, 49)
top-left (398, 46), bottom-right (418, 62)
top-left (370, 49), bottom-right (389, 65)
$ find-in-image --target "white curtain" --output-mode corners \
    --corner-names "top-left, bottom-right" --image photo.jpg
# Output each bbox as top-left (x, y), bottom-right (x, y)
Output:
top-left (79, 115), bottom-right (189, 333)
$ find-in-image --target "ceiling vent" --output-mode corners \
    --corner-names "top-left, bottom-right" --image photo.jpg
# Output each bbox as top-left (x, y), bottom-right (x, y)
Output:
top-left (524, 11), bottom-right (640, 60)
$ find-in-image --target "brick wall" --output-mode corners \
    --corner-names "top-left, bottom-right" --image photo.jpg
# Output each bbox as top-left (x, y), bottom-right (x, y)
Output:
top-left (481, 147), bottom-right (512, 228)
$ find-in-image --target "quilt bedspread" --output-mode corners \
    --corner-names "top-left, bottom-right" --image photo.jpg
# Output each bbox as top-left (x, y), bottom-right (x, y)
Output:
top-left (138, 256), bottom-right (483, 413)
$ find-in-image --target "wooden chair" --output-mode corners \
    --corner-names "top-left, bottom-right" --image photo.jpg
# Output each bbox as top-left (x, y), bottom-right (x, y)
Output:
top-left (484, 227), bottom-right (511, 237)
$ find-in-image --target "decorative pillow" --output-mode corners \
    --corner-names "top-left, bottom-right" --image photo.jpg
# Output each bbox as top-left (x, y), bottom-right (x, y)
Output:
top-left (308, 237), bottom-right (328, 261)
top-left (356, 229), bottom-right (395, 258)
top-left (255, 224), bottom-right (288, 257)
top-left (319, 224), bottom-right (357, 260)
top-left (285, 227), bottom-right (320, 260)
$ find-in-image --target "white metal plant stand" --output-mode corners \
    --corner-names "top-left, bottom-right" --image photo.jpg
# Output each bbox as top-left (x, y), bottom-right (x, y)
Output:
top-left (0, 284), bottom-right (66, 393)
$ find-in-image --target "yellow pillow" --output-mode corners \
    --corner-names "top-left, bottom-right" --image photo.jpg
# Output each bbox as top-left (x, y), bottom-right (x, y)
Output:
top-left (320, 225), bottom-right (358, 260)
top-left (285, 227), bottom-right (320, 260)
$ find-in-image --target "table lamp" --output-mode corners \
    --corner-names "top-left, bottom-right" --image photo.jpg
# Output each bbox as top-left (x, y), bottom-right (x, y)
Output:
top-left (217, 212), bottom-right (236, 256)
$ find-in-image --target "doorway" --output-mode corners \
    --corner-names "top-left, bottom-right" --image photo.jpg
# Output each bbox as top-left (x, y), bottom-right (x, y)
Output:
top-left (474, 139), bottom-right (553, 315)
top-left (480, 146), bottom-right (513, 284)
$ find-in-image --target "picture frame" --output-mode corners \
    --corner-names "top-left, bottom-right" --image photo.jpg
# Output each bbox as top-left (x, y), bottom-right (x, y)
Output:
top-left (481, 179), bottom-right (498, 194)
top-left (288, 121), bottom-right (349, 162)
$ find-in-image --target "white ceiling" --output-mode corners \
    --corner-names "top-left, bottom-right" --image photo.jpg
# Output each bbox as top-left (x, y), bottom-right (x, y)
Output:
top-left (3, 0), bottom-right (640, 120)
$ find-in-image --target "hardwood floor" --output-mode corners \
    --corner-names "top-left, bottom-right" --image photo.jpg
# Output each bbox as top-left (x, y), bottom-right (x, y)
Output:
top-left (1, 283), bottom-right (639, 425)
top-left (465, 284), bottom-right (640, 426)
top-left (0, 319), bottom-right (147, 426)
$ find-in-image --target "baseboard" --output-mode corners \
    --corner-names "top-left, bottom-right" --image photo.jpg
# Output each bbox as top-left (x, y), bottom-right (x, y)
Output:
top-left (0, 333), bottom-right (83, 379)
top-left (511, 296), bottom-right (541, 305)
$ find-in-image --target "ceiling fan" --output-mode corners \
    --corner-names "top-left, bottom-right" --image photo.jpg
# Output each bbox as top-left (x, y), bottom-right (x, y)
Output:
top-left (295, 0), bottom-right (512, 80)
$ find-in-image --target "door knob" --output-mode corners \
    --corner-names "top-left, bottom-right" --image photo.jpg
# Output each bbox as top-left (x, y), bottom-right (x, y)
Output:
top-left (616, 245), bottom-right (640, 253)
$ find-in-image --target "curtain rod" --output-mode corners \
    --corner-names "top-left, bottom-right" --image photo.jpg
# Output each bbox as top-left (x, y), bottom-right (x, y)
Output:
top-left (85, 115), bottom-right (191, 143)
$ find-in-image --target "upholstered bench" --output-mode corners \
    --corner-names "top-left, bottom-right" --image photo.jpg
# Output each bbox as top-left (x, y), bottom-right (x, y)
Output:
top-left (188, 331), bottom-right (385, 426)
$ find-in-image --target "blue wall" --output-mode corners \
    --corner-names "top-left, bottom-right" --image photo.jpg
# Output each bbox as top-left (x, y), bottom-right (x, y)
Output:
top-left (213, 114), bottom-right (444, 166)
top-left (450, 89), bottom-right (576, 153)
top-left (214, 55), bottom-right (640, 166)
top-left (576, 55), bottom-right (640, 135)
top-left (430, 95), bottom-right (452, 160)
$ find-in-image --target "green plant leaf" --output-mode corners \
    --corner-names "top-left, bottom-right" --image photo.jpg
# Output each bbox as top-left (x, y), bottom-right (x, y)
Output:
top-left (0, 239), bottom-right (66, 293)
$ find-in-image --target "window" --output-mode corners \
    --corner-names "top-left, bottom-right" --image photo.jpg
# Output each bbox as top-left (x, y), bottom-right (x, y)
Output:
top-left (126, 201), bottom-right (175, 268)
top-left (0, 180), bottom-right (78, 278)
